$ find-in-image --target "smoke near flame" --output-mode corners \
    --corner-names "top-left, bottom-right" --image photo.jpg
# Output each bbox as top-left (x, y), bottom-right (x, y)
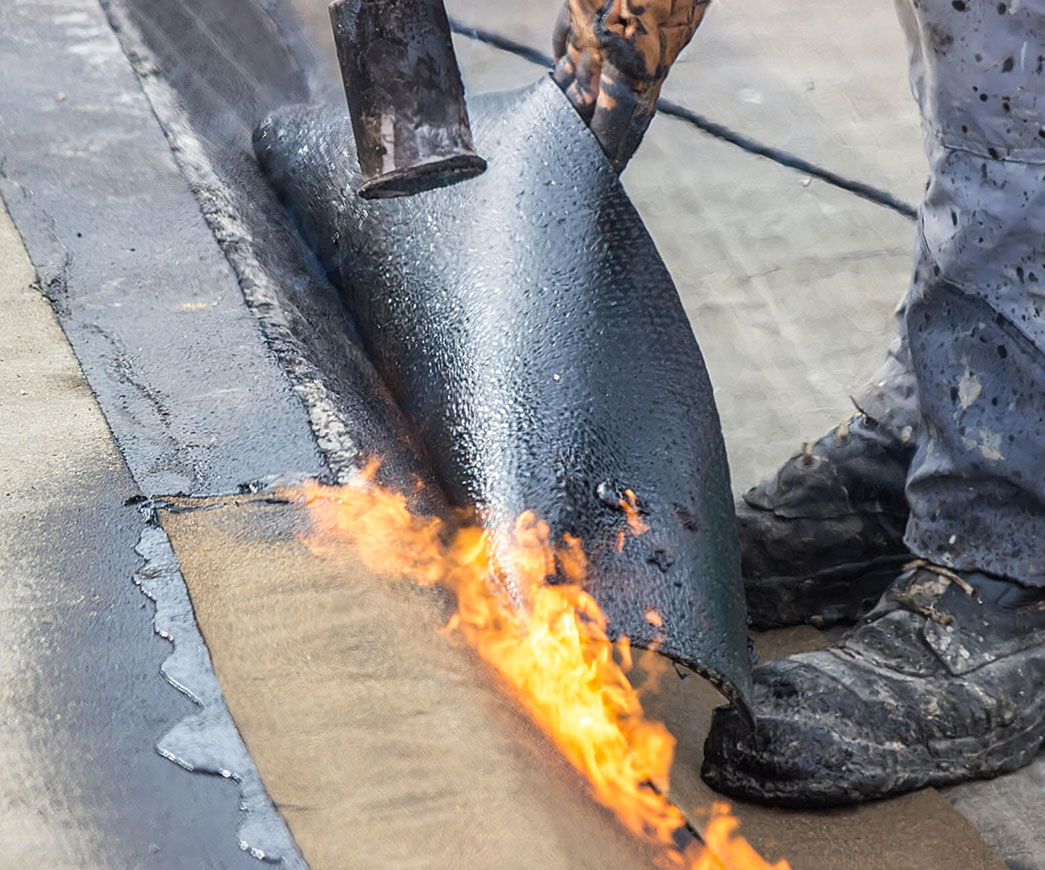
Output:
top-left (299, 462), bottom-right (788, 870)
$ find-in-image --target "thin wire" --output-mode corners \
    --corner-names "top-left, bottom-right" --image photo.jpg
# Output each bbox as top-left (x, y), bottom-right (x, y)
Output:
top-left (450, 19), bottom-right (558, 69)
top-left (448, 17), bottom-right (919, 221)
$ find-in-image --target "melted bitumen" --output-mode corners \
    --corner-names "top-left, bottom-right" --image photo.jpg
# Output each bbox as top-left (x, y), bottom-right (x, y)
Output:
top-left (5, 455), bottom-right (261, 868)
top-left (134, 520), bottom-right (307, 868)
top-left (0, 1), bottom-right (321, 865)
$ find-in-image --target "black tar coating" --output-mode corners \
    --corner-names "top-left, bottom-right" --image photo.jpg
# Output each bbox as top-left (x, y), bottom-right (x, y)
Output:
top-left (98, 0), bottom-right (441, 495)
top-left (0, 1), bottom-right (308, 865)
top-left (0, 0), bottom-right (325, 500)
top-left (254, 77), bottom-right (753, 713)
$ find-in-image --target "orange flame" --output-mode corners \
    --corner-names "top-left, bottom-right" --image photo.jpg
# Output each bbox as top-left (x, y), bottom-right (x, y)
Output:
top-left (299, 462), bottom-right (788, 870)
top-left (620, 488), bottom-right (651, 536)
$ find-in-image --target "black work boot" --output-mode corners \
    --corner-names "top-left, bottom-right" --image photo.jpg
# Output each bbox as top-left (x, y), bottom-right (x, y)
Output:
top-left (702, 561), bottom-right (1045, 807)
top-left (739, 413), bottom-right (916, 629)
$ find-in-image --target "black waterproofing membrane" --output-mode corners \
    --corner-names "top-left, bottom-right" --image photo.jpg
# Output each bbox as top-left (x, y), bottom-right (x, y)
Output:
top-left (255, 77), bottom-right (752, 712)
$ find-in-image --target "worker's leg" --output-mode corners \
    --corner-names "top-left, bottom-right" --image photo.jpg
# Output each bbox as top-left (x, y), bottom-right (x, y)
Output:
top-left (740, 0), bottom-right (1045, 624)
top-left (703, 0), bottom-right (1045, 806)
top-left (904, 165), bottom-right (1045, 584)
top-left (892, 0), bottom-right (1045, 584)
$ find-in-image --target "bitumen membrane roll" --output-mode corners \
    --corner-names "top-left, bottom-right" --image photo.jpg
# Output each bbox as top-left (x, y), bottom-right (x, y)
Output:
top-left (100, 0), bottom-right (751, 710)
top-left (254, 76), bottom-right (752, 712)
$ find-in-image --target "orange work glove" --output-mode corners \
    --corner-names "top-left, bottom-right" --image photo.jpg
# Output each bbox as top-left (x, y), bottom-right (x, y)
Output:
top-left (552, 0), bottom-right (710, 169)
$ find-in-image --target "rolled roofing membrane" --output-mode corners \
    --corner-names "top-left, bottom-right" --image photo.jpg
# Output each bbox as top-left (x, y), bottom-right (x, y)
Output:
top-left (254, 76), bottom-right (752, 713)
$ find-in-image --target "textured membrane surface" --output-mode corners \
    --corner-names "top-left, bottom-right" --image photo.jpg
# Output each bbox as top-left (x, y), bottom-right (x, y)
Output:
top-left (254, 77), bottom-right (751, 710)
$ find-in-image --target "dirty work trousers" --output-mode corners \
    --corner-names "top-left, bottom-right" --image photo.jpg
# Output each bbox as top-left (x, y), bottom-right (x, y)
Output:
top-left (854, 0), bottom-right (1045, 585)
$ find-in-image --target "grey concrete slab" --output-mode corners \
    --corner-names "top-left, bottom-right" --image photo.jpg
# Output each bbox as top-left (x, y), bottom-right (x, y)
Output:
top-left (446, 0), bottom-right (925, 203)
top-left (0, 203), bottom-right (264, 868)
top-left (625, 126), bottom-right (917, 488)
top-left (651, 0), bottom-right (927, 206)
top-left (0, 0), bottom-right (325, 498)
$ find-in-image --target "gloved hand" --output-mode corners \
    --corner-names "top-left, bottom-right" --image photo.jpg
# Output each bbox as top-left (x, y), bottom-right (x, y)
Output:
top-left (552, 0), bottom-right (710, 170)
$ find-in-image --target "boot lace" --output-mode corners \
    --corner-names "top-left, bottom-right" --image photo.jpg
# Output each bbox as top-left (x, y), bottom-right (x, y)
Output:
top-left (902, 558), bottom-right (977, 597)
top-left (800, 414), bottom-right (857, 467)
top-left (891, 558), bottom-right (977, 626)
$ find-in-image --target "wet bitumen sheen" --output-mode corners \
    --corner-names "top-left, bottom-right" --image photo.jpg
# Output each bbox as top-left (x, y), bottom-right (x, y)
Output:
top-left (13, 469), bottom-right (262, 869)
top-left (0, 277), bottom-right (261, 868)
